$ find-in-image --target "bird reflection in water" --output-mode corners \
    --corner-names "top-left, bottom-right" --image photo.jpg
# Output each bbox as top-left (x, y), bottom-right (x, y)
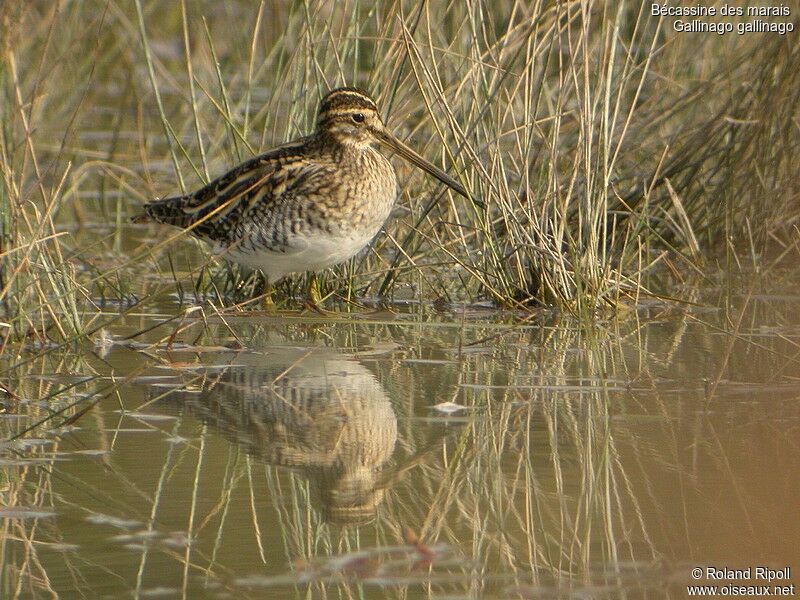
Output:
top-left (188, 348), bottom-right (397, 526)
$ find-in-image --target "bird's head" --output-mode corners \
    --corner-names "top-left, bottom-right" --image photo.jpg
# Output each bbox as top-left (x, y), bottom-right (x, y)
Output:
top-left (316, 87), bottom-right (468, 198)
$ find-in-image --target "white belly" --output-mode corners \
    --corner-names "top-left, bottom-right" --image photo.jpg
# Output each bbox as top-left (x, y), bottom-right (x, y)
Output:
top-left (218, 228), bottom-right (381, 281)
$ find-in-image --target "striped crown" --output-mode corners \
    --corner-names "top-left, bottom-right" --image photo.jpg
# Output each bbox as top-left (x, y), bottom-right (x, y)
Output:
top-left (319, 87), bottom-right (377, 113)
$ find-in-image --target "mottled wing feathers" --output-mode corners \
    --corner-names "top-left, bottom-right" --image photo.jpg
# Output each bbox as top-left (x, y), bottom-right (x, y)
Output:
top-left (141, 140), bottom-right (321, 242)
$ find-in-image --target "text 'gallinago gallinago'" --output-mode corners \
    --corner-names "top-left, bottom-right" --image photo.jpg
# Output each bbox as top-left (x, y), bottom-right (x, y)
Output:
top-left (137, 87), bottom-right (469, 306)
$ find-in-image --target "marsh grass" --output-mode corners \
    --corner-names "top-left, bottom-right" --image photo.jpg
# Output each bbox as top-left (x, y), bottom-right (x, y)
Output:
top-left (2, 1), bottom-right (798, 343)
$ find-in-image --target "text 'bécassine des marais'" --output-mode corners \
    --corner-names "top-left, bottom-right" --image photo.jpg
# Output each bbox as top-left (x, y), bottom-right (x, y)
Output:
top-left (652, 4), bottom-right (794, 35)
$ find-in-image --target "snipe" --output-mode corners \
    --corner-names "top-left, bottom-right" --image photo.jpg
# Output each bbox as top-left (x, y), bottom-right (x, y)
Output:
top-left (136, 87), bottom-right (469, 306)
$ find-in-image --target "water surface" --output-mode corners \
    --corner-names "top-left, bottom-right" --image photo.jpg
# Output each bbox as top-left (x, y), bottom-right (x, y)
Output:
top-left (2, 286), bottom-right (799, 598)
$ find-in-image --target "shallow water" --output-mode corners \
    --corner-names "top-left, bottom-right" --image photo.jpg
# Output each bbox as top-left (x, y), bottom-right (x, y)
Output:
top-left (2, 284), bottom-right (799, 599)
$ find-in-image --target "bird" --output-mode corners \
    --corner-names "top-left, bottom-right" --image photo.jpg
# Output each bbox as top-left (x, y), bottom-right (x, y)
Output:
top-left (136, 86), bottom-right (470, 308)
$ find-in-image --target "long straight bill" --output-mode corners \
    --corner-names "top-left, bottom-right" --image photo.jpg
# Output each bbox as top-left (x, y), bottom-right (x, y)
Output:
top-left (376, 130), bottom-right (468, 199)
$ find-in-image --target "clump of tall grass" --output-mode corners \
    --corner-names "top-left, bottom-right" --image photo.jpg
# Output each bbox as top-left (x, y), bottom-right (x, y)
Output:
top-left (356, 3), bottom-right (799, 311)
top-left (1, 1), bottom-right (798, 329)
top-left (0, 10), bottom-right (86, 348)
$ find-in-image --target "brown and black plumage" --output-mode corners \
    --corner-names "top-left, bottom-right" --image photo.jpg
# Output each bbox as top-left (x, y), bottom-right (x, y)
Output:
top-left (137, 87), bottom-right (468, 294)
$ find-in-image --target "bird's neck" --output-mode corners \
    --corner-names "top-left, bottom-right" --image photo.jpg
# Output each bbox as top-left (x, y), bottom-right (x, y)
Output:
top-left (312, 131), bottom-right (372, 158)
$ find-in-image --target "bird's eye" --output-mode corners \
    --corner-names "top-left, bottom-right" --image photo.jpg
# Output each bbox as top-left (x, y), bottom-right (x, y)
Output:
top-left (351, 113), bottom-right (365, 123)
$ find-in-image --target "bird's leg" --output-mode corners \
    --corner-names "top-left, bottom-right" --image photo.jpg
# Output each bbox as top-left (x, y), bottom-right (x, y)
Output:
top-left (308, 273), bottom-right (322, 305)
top-left (303, 273), bottom-right (329, 314)
top-left (261, 278), bottom-right (276, 311)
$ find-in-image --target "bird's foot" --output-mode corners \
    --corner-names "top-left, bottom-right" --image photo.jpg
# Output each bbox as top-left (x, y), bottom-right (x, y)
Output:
top-left (262, 294), bottom-right (277, 312)
top-left (302, 275), bottom-right (337, 314)
top-left (259, 280), bottom-right (276, 311)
